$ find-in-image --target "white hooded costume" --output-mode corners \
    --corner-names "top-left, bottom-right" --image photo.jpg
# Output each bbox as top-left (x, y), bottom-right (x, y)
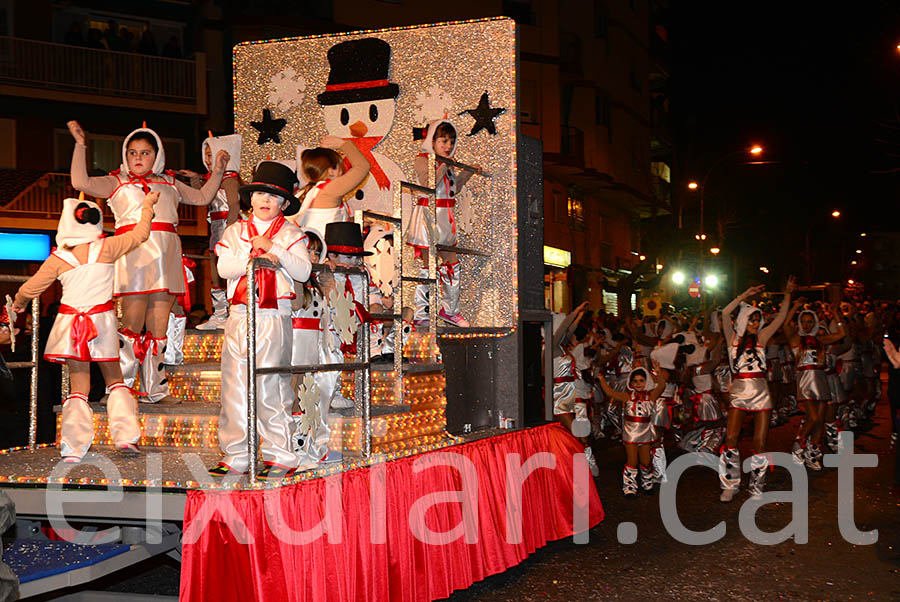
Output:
top-left (622, 368), bottom-right (660, 445)
top-left (727, 303), bottom-right (772, 411)
top-left (794, 310), bottom-right (830, 403)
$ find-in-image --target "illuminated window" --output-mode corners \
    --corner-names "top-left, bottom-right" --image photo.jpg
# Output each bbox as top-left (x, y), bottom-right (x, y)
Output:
top-left (567, 196), bottom-right (585, 230)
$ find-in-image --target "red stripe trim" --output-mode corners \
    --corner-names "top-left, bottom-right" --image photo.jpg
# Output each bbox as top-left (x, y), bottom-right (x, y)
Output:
top-left (250, 182), bottom-right (293, 195)
top-left (417, 197), bottom-right (429, 206)
top-left (292, 317), bottom-right (322, 330)
top-left (797, 365), bottom-right (824, 371)
top-left (58, 300), bottom-right (115, 315)
top-left (329, 244), bottom-right (364, 254)
top-left (325, 79), bottom-right (390, 92)
top-left (625, 416), bottom-right (650, 423)
top-left (435, 198), bottom-right (455, 207)
top-left (115, 222), bottom-right (177, 235)
top-left (553, 376), bottom-right (575, 383)
top-left (209, 211), bottom-right (229, 221)
top-left (734, 372), bottom-right (766, 379)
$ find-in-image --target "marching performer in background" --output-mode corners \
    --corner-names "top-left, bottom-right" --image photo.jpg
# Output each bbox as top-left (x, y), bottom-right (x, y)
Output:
top-left (13, 192), bottom-right (160, 461)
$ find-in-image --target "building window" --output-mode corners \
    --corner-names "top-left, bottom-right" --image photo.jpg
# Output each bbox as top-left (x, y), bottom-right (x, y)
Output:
top-left (520, 79), bottom-right (539, 124)
top-left (503, 0), bottom-right (536, 25)
top-left (602, 291), bottom-right (618, 316)
top-left (54, 129), bottom-right (184, 174)
top-left (567, 196), bottom-right (585, 231)
top-left (595, 91), bottom-right (610, 126)
top-left (594, 0), bottom-right (608, 39)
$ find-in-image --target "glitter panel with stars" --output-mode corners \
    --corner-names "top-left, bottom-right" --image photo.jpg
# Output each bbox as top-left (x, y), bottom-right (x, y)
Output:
top-left (233, 18), bottom-right (518, 329)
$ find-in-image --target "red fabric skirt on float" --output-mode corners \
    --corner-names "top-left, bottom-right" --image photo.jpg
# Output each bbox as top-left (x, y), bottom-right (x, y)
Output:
top-left (179, 423), bottom-right (604, 602)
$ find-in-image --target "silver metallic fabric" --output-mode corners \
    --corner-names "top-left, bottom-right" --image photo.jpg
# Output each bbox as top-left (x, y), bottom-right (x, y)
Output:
top-left (729, 377), bottom-right (772, 411)
top-left (719, 447), bottom-right (741, 492)
top-left (60, 394), bottom-right (93, 459)
top-left (106, 384), bottom-right (141, 445)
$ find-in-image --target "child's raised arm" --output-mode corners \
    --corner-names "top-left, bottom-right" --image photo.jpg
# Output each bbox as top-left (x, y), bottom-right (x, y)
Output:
top-left (319, 137), bottom-right (371, 201)
top-left (649, 365), bottom-right (669, 402)
top-left (68, 121), bottom-right (117, 199)
top-left (597, 372), bottom-right (629, 404)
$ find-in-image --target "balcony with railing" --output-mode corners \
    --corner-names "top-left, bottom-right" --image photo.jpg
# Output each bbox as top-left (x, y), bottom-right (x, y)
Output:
top-left (0, 36), bottom-right (206, 114)
top-left (0, 172), bottom-right (205, 236)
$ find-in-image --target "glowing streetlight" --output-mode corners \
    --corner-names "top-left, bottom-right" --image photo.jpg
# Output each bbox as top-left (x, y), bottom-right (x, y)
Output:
top-left (672, 271), bottom-right (686, 285)
top-left (656, 264), bottom-right (664, 270)
top-left (749, 145), bottom-right (763, 155)
top-left (848, 279), bottom-right (855, 285)
top-left (709, 247), bottom-right (721, 255)
top-left (831, 210), bottom-right (841, 218)
top-left (705, 274), bottom-right (719, 288)
top-left (687, 181), bottom-right (699, 190)
top-left (856, 249), bottom-right (862, 254)
top-left (860, 232), bottom-right (867, 237)
top-left (639, 255), bottom-right (646, 261)
top-left (851, 260), bottom-right (858, 265)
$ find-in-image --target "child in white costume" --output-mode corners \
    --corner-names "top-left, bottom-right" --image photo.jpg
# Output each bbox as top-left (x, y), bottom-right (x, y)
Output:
top-left (405, 120), bottom-right (481, 327)
top-left (14, 193), bottom-right (160, 461)
top-left (179, 133), bottom-right (243, 331)
top-left (67, 121), bottom-right (229, 403)
top-left (209, 162), bottom-right (312, 479)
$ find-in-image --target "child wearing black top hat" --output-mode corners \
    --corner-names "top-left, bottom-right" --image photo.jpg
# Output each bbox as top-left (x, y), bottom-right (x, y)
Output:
top-left (209, 161), bottom-right (313, 479)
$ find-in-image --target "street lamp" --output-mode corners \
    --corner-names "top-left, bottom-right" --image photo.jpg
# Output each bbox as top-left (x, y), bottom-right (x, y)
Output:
top-left (705, 274), bottom-right (719, 288)
top-left (672, 271), bottom-right (686, 285)
top-left (856, 249), bottom-right (862, 254)
top-left (687, 181), bottom-right (699, 190)
top-left (750, 145), bottom-right (763, 155)
top-left (831, 210), bottom-right (841, 218)
top-left (860, 232), bottom-right (867, 237)
top-left (709, 247), bottom-right (721, 255)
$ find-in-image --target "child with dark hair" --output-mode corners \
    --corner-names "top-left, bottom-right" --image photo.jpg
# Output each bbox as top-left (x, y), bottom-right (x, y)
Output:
top-left (13, 192), bottom-right (159, 462)
top-left (405, 120), bottom-right (481, 327)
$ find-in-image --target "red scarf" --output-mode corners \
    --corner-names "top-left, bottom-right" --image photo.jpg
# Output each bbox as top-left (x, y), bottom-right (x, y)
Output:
top-left (232, 215), bottom-right (285, 309)
top-left (343, 137), bottom-right (390, 190)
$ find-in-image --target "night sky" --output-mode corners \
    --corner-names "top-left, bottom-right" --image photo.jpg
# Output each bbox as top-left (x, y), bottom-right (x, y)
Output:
top-left (668, 1), bottom-right (900, 290)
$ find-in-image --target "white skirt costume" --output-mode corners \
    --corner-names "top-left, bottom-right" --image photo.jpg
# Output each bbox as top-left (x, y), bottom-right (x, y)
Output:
top-left (406, 119), bottom-right (460, 251)
top-left (45, 241), bottom-right (119, 363)
top-left (108, 128), bottom-right (183, 296)
top-left (202, 134), bottom-right (242, 250)
top-left (680, 372), bottom-right (725, 453)
top-left (795, 346), bottom-right (830, 403)
top-left (289, 180), bottom-right (350, 241)
top-left (727, 305), bottom-right (772, 411)
top-left (623, 368), bottom-right (660, 444)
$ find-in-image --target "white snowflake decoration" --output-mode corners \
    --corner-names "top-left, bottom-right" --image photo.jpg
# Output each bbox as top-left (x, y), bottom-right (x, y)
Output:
top-left (268, 67), bottom-right (306, 112)
top-left (297, 373), bottom-right (321, 435)
top-left (413, 85), bottom-right (455, 124)
top-left (329, 286), bottom-right (360, 346)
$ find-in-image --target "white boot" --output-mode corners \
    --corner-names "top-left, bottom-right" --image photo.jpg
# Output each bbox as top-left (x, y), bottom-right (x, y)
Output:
top-left (413, 268), bottom-right (430, 326)
top-left (639, 464), bottom-right (655, 492)
top-left (141, 336), bottom-right (173, 403)
top-left (60, 393), bottom-right (93, 461)
top-left (164, 313), bottom-right (186, 365)
top-left (107, 383), bottom-right (141, 454)
top-left (438, 261), bottom-right (469, 327)
top-left (747, 453), bottom-right (769, 498)
top-left (197, 288), bottom-right (228, 330)
top-left (584, 446), bottom-right (599, 477)
top-left (718, 447), bottom-right (740, 501)
top-left (118, 329), bottom-right (141, 391)
top-left (652, 445), bottom-right (668, 484)
top-left (622, 465), bottom-right (638, 496)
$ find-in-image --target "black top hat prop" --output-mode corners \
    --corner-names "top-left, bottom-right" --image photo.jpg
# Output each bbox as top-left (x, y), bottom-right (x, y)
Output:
top-left (325, 222), bottom-right (373, 256)
top-left (239, 161), bottom-right (300, 216)
top-left (317, 38), bottom-right (400, 106)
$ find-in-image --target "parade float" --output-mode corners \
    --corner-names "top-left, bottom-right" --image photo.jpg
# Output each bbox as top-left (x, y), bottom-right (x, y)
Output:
top-left (0, 18), bottom-right (602, 600)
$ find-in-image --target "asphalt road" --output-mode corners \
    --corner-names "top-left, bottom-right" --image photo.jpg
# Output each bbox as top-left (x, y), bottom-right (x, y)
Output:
top-left (447, 392), bottom-right (900, 601)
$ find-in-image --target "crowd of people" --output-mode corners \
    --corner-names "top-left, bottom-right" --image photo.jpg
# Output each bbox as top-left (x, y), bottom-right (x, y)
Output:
top-left (0, 112), bottom-right (478, 480)
top-left (64, 19), bottom-right (183, 59)
top-left (550, 280), bottom-right (898, 499)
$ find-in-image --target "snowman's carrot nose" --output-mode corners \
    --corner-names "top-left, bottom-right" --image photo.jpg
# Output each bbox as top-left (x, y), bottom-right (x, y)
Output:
top-left (349, 121), bottom-right (368, 138)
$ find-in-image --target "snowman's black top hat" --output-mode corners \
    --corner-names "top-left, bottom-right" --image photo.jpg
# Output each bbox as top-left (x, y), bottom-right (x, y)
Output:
top-left (324, 222), bottom-right (373, 256)
top-left (239, 161), bottom-right (300, 216)
top-left (317, 37), bottom-right (400, 106)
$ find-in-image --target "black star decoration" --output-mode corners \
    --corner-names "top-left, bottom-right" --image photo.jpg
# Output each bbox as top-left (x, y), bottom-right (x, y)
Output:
top-left (250, 108), bottom-right (287, 145)
top-left (458, 91), bottom-right (506, 136)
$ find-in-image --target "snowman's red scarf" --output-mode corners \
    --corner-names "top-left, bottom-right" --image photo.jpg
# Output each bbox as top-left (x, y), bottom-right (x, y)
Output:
top-left (343, 137), bottom-right (390, 190)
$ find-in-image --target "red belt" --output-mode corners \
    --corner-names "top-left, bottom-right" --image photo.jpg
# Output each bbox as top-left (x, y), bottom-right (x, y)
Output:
top-left (734, 372), bottom-right (765, 379)
top-left (797, 365), bottom-right (824, 371)
top-left (209, 211), bottom-right (229, 221)
top-left (58, 301), bottom-right (115, 359)
top-left (292, 317), bottom-right (322, 330)
top-left (554, 376), bottom-right (575, 383)
top-left (115, 222), bottom-right (177, 235)
top-left (435, 198), bottom-right (455, 207)
top-left (626, 416), bottom-right (650, 423)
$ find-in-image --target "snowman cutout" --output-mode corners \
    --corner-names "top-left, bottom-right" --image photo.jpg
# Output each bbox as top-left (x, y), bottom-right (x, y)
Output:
top-left (317, 37), bottom-right (405, 216)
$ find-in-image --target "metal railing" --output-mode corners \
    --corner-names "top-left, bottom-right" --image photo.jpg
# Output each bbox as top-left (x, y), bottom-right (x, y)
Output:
top-left (0, 275), bottom-right (40, 449)
top-left (0, 36), bottom-right (198, 103)
top-left (244, 258), bottom-right (372, 483)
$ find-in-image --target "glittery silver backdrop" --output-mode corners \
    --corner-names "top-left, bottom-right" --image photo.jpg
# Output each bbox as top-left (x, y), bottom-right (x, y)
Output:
top-left (233, 17), bottom-right (518, 329)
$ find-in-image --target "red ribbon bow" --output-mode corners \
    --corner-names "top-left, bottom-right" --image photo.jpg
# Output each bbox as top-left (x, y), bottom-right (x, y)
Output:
top-left (343, 137), bottom-right (390, 190)
top-left (232, 216), bottom-right (285, 309)
top-left (127, 171), bottom-right (155, 194)
top-left (59, 302), bottom-right (114, 360)
top-left (177, 256), bottom-right (197, 312)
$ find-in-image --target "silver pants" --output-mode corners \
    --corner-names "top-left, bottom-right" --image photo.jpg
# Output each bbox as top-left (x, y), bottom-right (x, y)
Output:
top-left (219, 308), bottom-right (298, 471)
